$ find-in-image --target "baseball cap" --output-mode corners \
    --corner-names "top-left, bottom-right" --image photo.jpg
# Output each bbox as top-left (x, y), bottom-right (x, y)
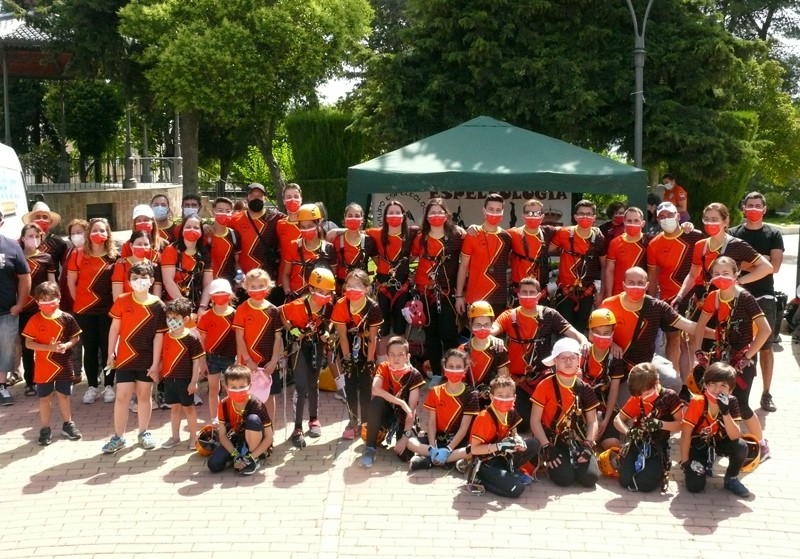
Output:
top-left (248, 183), bottom-right (266, 193)
top-left (656, 202), bottom-right (678, 216)
top-left (132, 204), bottom-right (155, 220)
top-left (208, 278), bottom-right (234, 295)
top-left (542, 337), bottom-right (582, 367)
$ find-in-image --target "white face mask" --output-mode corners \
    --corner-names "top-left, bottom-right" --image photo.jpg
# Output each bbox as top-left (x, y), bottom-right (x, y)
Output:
top-left (70, 234), bottom-right (85, 248)
top-left (663, 181), bottom-right (674, 190)
top-left (659, 217), bottom-right (679, 233)
top-left (129, 278), bottom-right (151, 293)
top-left (152, 206), bottom-right (169, 220)
top-left (23, 237), bottom-right (40, 250)
top-left (183, 207), bottom-right (199, 219)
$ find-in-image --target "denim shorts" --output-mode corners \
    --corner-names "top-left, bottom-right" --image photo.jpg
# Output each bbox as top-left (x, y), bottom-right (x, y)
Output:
top-left (0, 313), bottom-right (19, 372)
top-left (206, 353), bottom-right (236, 375)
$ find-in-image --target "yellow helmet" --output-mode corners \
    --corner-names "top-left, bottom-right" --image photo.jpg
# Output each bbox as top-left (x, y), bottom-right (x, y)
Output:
top-left (740, 434), bottom-right (761, 473)
top-left (196, 424), bottom-right (219, 457)
top-left (308, 267), bottom-right (336, 291)
top-left (588, 308), bottom-right (616, 330)
top-left (468, 300), bottom-right (494, 319)
top-left (297, 203), bottom-right (322, 222)
top-left (598, 446), bottom-right (621, 478)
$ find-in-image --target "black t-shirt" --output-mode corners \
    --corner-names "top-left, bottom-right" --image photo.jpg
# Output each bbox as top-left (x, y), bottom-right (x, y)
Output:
top-left (0, 234), bottom-right (31, 314)
top-left (728, 223), bottom-right (783, 297)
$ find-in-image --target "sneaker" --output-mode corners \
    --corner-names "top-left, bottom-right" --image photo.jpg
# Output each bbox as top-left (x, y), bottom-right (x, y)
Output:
top-left (409, 455), bottom-right (432, 471)
top-left (760, 439), bottom-right (771, 461)
top-left (129, 397), bottom-right (138, 414)
top-left (161, 436), bottom-right (181, 449)
top-left (342, 424), bottom-right (356, 440)
top-left (7, 371), bottom-right (22, 386)
top-left (137, 431), bottom-right (156, 450)
top-left (291, 428), bottom-right (306, 448)
top-left (102, 385), bottom-right (116, 403)
top-left (513, 472), bottom-right (535, 485)
top-left (82, 386), bottom-right (99, 404)
top-left (706, 461), bottom-right (714, 477)
top-left (61, 421), bottom-right (82, 441)
top-left (156, 392), bottom-right (169, 409)
top-left (723, 477), bottom-right (751, 497)
top-left (678, 385), bottom-right (691, 404)
top-left (0, 385), bottom-right (14, 406)
top-left (24, 385), bottom-right (36, 397)
top-left (455, 458), bottom-right (468, 474)
top-left (308, 419), bottom-right (322, 438)
top-left (362, 446), bottom-right (377, 468)
top-left (188, 439), bottom-right (197, 450)
top-left (193, 393), bottom-right (203, 406)
top-left (240, 455), bottom-right (260, 476)
top-left (760, 392), bottom-right (777, 412)
top-left (102, 434), bottom-right (126, 454)
top-left (38, 427), bottom-right (52, 446)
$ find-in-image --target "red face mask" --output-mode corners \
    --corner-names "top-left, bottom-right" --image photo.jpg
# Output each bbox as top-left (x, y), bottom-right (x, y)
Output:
top-left (624, 285), bottom-right (647, 302)
top-left (443, 368), bottom-right (466, 384)
top-left (134, 221), bottom-right (153, 233)
top-left (524, 216), bottom-right (543, 229)
top-left (472, 327), bottom-right (491, 340)
top-left (89, 231), bottom-right (108, 245)
top-left (34, 219), bottom-right (50, 232)
top-left (592, 333), bottom-right (613, 350)
top-left (705, 389), bottom-right (718, 404)
top-left (215, 213), bottom-right (231, 226)
top-left (575, 216), bottom-right (595, 229)
top-left (37, 299), bottom-right (59, 313)
top-left (612, 215), bottom-right (625, 226)
top-left (744, 208), bottom-right (764, 222)
top-left (427, 214), bottom-right (447, 227)
top-left (183, 229), bottom-right (202, 243)
top-left (492, 396), bottom-right (515, 413)
top-left (211, 293), bottom-right (230, 307)
top-left (248, 288), bottom-right (269, 301)
top-left (132, 246), bottom-right (150, 259)
top-left (389, 364), bottom-right (410, 376)
top-left (344, 288), bottom-right (365, 301)
top-left (285, 199), bottom-right (302, 214)
top-left (625, 224), bottom-right (643, 237)
top-left (518, 295), bottom-right (539, 310)
top-left (484, 211), bottom-right (503, 226)
top-left (228, 387), bottom-right (250, 405)
top-left (300, 227), bottom-right (318, 241)
top-left (344, 217), bottom-right (362, 231)
top-left (711, 276), bottom-right (736, 290)
top-left (704, 222), bottom-right (723, 237)
top-left (312, 292), bottom-right (332, 306)
top-left (385, 215), bottom-right (403, 228)
top-left (641, 386), bottom-right (660, 404)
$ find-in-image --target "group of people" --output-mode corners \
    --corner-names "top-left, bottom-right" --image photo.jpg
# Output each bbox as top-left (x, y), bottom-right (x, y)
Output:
top-left (0, 183), bottom-right (783, 495)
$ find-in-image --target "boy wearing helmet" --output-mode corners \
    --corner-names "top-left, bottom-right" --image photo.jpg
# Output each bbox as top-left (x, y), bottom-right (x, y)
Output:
top-left (613, 362), bottom-right (683, 492)
top-left (459, 300), bottom-right (509, 409)
top-left (583, 309), bottom-right (626, 449)
top-left (282, 203), bottom-right (336, 301)
top-left (280, 267), bottom-right (336, 448)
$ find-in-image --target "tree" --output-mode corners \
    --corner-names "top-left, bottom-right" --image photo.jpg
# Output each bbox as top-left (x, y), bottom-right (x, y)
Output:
top-left (119, 0), bottom-right (372, 194)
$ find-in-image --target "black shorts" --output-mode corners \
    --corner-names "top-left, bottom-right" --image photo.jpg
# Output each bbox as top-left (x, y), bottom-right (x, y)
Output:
top-left (37, 380), bottom-right (73, 398)
top-left (270, 370), bottom-right (282, 395)
top-left (163, 376), bottom-right (194, 407)
top-left (116, 369), bottom-right (153, 383)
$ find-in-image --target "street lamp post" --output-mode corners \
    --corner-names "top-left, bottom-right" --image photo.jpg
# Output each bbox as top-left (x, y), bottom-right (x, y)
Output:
top-left (626, 0), bottom-right (656, 169)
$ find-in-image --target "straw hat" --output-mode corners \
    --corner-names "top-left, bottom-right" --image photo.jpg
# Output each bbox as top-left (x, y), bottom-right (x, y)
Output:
top-left (22, 201), bottom-right (62, 228)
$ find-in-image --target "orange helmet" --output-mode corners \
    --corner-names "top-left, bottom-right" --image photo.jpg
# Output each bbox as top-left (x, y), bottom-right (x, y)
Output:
top-left (598, 446), bottom-right (621, 478)
top-left (740, 434), bottom-right (761, 473)
top-left (588, 308), bottom-right (616, 330)
top-left (196, 424), bottom-right (219, 457)
top-left (468, 301), bottom-right (494, 319)
top-left (297, 204), bottom-right (322, 222)
top-left (308, 268), bottom-right (336, 291)
top-left (688, 364), bottom-right (704, 395)
top-left (360, 422), bottom-right (387, 445)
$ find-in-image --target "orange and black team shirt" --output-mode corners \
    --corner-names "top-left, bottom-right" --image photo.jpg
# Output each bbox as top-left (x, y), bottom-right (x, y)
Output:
top-left (508, 225), bottom-right (557, 287)
top-left (606, 234), bottom-right (649, 296)
top-left (285, 239), bottom-right (336, 293)
top-left (108, 293), bottom-right (168, 371)
top-left (690, 236), bottom-right (761, 288)
top-left (601, 295), bottom-right (680, 368)
top-left (494, 307), bottom-right (571, 378)
top-left (412, 231), bottom-right (464, 293)
top-left (531, 375), bottom-right (599, 438)
top-left (228, 208), bottom-right (285, 276)
top-left (21, 310), bottom-right (81, 384)
top-left (276, 217), bottom-right (301, 281)
top-left (701, 289), bottom-right (763, 351)
top-left (457, 340), bottom-right (509, 386)
top-left (67, 250), bottom-right (116, 314)
top-left (581, 347), bottom-right (626, 409)
top-left (470, 406), bottom-right (522, 444)
top-left (208, 227), bottom-right (240, 281)
top-left (111, 255), bottom-right (163, 295)
top-left (196, 307), bottom-right (237, 358)
top-left (281, 296), bottom-right (332, 333)
top-left (233, 301), bottom-right (282, 366)
top-left (330, 297), bottom-right (383, 350)
top-left (367, 226), bottom-right (419, 282)
top-left (333, 232), bottom-right (377, 282)
top-left (373, 361), bottom-right (426, 401)
top-left (618, 387), bottom-right (683, 442)
top-left (683, 394), bottom-right (742, 441)
top-left (460, 227), bottom-right (512, 307)
top-left (21, 251), bottom-right (56, 313)
top-left (550, 227), bottom-right (607, 289)
top-left (423, 383), bottom-right (480, 436)
top-left (161, 330), bottom-right (205, 380)
top-left (160, 245), bottom-right (211, 301)
top-left (219, 396), bottom-right (272, 437)
top-left (646, 229), bottom-right (704, 302)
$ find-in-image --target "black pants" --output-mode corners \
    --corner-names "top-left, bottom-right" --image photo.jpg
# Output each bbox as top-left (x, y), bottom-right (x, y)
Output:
top-left (732, 360), bottom-right (757, 421)
top-left (76, 313), bottom-right (113, 387)
top-left (555, 289), bottom-right (594, 333)
top-left (548, 444), bottom-right (600, 487)
top-left (207, 414), bottom-right (264, 473)
top-left (683, 438), bottom-right (747, 493)
top-left (345, 360), bottom-right (373, 425)
top-left (377, 283), bottom-right (411, 338)
top-left (292, 349), bottom-right (320, 428)
top-left (514, 386), bottom-right (534, 433)
top-left (475, 438), bottom-right (540, 498)
top-left (619, 439), bottom-right (669, 492)
top-left (364, 396), bottom-right (406, 448)
top-left (422, 292), bottom-right (459, 376)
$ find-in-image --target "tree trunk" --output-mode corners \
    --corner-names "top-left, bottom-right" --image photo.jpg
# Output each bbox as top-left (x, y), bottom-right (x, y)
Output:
top-left (94, 155), bottom-right (102, 183)
top-left (181, 110), bottom-right (200, 193)
top-left (254, 116), bottom-right (286, 199)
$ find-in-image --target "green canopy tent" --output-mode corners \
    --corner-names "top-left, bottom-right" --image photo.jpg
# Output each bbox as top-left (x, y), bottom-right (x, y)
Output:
top-left (347, 116), bottom-right (647, 216)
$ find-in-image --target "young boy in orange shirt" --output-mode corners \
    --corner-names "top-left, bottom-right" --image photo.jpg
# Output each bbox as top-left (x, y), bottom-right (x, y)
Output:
top-left (22, 282), bottom-right (82, 445)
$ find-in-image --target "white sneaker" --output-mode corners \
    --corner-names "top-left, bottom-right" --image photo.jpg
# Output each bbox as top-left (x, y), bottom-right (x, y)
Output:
top-left (102, 385), bottom-right (116, 403)
top-left (82, 386), bottom-right (99, 404)
top-left (129, 397), bottom-right (138, 413)
top-left (193, 393), bottom-right (203, 406)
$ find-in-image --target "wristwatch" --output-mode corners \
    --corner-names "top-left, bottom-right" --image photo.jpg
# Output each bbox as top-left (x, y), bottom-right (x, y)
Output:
top-left (403, 430), bottom-right (415, 438)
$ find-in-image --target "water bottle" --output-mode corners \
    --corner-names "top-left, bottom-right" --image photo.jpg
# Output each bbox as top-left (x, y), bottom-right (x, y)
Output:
top-left (234, 269), bottom-right (244, 288)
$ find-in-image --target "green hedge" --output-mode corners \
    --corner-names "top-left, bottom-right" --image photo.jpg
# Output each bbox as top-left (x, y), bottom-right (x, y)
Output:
top-left (295, 178), bottom-right (348, 223)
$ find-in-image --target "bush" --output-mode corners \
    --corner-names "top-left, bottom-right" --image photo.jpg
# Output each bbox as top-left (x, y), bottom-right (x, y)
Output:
top-left (764, 191), bottom-right (787, 215)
